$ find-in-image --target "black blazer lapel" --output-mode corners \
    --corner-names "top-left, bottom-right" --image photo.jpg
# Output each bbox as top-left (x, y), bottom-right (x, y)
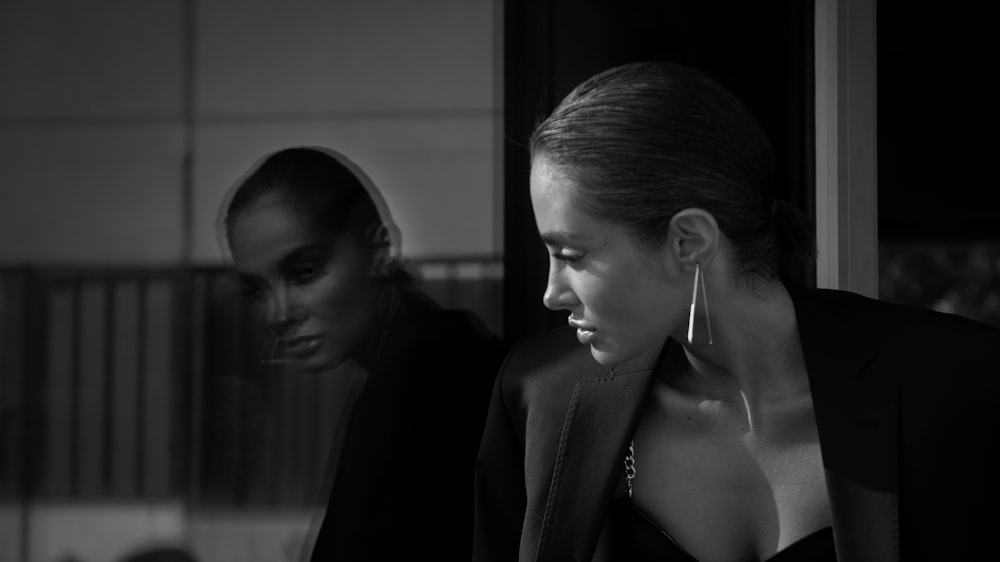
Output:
top-left (534, 363), bottom-right (657, 562)
top-left (794, 288), bottom-right (900, 562)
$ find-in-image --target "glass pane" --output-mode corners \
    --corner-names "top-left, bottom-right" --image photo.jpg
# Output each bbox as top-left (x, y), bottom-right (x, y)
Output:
top-left (877, 0), bottom-right (1000, 328)
top-left (0, 2), bottom-right (502, 561)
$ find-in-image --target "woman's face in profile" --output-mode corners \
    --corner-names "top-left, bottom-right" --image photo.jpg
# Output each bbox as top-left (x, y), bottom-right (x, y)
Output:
top-left (227, 197), bottom-right (376, 373)
top-left (530, 158), bottom-right (686, 368)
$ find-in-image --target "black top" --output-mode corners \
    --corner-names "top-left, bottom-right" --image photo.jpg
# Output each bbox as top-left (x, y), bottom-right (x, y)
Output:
top-left (608, 498), bottom-right (836, 562)
top-left (310, 287), bottom-right (505, 561)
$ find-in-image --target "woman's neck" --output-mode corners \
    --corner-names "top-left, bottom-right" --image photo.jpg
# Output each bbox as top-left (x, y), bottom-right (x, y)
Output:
top-left (672, 280), bottom-right (809, 415)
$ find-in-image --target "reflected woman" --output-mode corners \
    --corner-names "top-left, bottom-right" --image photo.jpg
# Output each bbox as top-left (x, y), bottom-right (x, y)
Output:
top-left (473, 62), bottom-right (1000, 561)
top-left (219, 146), bottom-right (501, 561)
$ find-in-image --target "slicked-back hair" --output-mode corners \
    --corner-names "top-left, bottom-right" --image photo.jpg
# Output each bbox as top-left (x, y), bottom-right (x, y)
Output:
top-left (222, 146), bottom-right (411, 285)
top-left (530, 61), bottom-right (815, 283)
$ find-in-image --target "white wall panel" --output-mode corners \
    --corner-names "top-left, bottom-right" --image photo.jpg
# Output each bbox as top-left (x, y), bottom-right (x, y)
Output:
top-left (0, 0), bottom-right (183, 119)
top-left (196, 0), bottom-right (494, 113)
top-left (0, 126), bottom-right (185, 263)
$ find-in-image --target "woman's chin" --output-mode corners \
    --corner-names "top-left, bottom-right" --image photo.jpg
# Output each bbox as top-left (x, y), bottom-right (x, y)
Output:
top-left (590, 342), bottom-right (661, 373)
top-left (586, 337), bottom-right (626, 367)
top-left (298, 348), bottom-right (349, 374)
top-left (588, 345), bottom-right (619, 368)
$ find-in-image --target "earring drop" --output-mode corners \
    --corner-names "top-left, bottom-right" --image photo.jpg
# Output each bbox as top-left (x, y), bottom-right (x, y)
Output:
top-left (687, 263), bottom-right (713, 346)
top-left (259, 332), bottom-right (294, 364)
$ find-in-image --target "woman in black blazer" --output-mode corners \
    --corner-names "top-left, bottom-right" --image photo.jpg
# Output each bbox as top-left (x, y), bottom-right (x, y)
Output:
top-left (219, 146), bottom-right (502, 561)
top-left (473, 62), bottom-right (1000, 561)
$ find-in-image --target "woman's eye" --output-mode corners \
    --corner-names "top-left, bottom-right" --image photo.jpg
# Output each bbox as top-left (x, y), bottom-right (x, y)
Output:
top-left (553, 251), bottom-right (584, 263)
top-left (237, 285), bottom-right (267, 302)
top-left (291, 265), bottom-right (321, 282)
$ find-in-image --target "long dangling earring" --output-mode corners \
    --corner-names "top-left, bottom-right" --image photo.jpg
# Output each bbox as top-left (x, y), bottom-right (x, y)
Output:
top-left (687, 263), bottom-right (714, 346)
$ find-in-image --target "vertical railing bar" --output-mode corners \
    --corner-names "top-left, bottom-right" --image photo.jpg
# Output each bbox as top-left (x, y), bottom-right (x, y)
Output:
top-left (268, 318), bottom-right (282, 508)
top-left (293, 369), bottom-right (307, 505)
top-left (271, 367), bottom-right (284, 508)
top-left (102, 277), bottom-right (115, 495)
top-left (231, 296), bottom-right (248, 506)
top-left (69, 276), bottom-right (82, 497)
top-left (235, 291), bottom-right (248, 386)
top-left (188, 270), bottom-right (206, 504)
top-left (308, 365), bottom-right (320, 507)
top-left (18, 267), bottom-right (46, 562)
top-left (135, 274), bottom-right (148, 496)
top-left (0, 272), bottom-right (10, 495)
top-left (311, 360), bottom-right (325, 507)
top-left (171, 271), bottom-right (186, 496)
top-left (262, 305), bottom-right (282, 507)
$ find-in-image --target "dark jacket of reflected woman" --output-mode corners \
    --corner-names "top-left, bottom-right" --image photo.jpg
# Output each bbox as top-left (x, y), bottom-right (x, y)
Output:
top-left (220, 146), bottom-right (503, 561)
top-left (473, 62), bottom-right (1000, 562)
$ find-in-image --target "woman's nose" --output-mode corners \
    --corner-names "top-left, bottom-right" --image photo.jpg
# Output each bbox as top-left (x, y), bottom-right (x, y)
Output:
top-left (542, 266), bottom-right (576, 311)
top-left (266, 287), bottom-right (300, 334)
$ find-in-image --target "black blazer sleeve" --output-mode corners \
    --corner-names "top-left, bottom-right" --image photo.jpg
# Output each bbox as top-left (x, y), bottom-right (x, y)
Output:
top-left (474, 350), bottom-right (528, 562)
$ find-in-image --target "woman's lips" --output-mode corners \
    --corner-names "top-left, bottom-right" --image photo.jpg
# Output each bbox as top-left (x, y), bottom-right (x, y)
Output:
top-left (576, 327), bottom-right (597, 345)
top-left (284, 335), bottom-right (323, 358)
top-left (568, 318), bottom-right (597, 345)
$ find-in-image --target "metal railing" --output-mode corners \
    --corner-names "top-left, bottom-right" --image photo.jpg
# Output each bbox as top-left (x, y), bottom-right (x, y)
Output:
top-left (0, 257), bottom-right (502, 508)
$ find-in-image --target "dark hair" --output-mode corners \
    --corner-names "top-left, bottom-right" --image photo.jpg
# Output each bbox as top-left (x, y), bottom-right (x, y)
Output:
top-left (530, 61), bottom-right (815, 282)
top-left (222, 146), bottom-right (410, 283)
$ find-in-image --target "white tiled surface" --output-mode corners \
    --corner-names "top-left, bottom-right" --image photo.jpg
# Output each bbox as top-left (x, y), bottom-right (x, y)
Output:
top-left (0, 0), bottom-right (184, 119)
top-left (195, 0), bottom-right (494, 113)
top-left (0, 0), bottom-right (499, 265)
top-left (0, 126), bottom-right (185, 263)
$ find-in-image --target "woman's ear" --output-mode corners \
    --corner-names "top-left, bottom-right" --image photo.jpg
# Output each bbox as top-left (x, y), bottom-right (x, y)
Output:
top-left (667, 208), bottom-right (719, 268)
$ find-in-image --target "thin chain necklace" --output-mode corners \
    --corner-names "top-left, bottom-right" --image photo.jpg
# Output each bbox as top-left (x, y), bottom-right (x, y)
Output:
top-left (624, 440), bottom-right (636, 499)
top-left (613, 362), bottom-right (637, 501)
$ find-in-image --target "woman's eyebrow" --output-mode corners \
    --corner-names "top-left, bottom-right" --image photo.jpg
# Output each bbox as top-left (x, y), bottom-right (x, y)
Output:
top-left (278, 243), bottom-right (330, 269)
top-left (231, 270), bottom-right (259, 288)
top-left (540, 230), bottom-right (585, 247)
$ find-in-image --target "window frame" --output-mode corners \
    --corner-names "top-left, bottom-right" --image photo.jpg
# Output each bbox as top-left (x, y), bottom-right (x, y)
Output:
top-left (814, 0), bottom-right (879, 298)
